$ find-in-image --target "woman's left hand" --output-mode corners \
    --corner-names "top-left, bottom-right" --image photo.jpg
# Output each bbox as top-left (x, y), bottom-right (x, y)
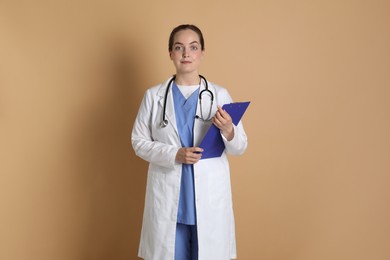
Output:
top-left (213, 106), bottom-right (234, 141)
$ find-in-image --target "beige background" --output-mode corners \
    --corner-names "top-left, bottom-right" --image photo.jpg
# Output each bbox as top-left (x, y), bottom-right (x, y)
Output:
top-left (1, 0), bottom-right (389, 260)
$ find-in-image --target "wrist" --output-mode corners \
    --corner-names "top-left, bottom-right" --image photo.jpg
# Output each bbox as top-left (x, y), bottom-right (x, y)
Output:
top-left (222, 126), bottom-right (234, 141)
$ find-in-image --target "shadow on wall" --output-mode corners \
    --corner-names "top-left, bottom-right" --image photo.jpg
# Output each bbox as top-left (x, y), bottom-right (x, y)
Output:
top-left (67, 35), bottom-right (147, 260)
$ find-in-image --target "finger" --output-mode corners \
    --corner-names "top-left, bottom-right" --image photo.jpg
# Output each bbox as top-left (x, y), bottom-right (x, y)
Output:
top-left (217, 105), bottom-right (224, 113)
top-left (213, 117), bottom-right (222, 128)
top-left (214, 110), bottom-right (225, 123)
top-left (216, 111), bottom-right (231, 125)
top-left (220, 110), bottom-right (231, 121)
top-left (218, 106), bottom-right (232, 121)
top-left (191, 147), bottom-right (204, 153)
top-left (217, 107), bottom-right (227, 117)
top-left (217, 106), bottom-right (227, 117)
top-left (185, 154), bottom-right (201, 164)
top-left (188, 152), bottom-right (200, 159)
top-left (214, 112), bottom-right (223, 122)
top-left (186, 148), bottom-right (202, 158)
top-left (192, 148), bottom-right (203, 156)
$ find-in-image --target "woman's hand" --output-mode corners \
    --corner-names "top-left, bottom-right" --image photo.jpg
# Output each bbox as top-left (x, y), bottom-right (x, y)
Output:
top-left (213, 106), bottom-right (234, 141)
top-left (176, 147), bottom-right (203, 164)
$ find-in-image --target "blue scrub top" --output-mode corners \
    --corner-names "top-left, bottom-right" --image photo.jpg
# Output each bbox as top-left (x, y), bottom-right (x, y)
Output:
top-left (172, 83), bottom-right (199, 225)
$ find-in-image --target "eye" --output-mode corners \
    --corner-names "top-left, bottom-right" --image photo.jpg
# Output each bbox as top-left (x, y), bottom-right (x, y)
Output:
top-left (174, 45), bottom-right (183, 51)
top-left (190, 45), bottom-right (198, 51)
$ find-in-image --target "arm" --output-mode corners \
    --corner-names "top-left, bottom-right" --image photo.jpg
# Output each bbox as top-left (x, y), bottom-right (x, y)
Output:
top-left (131, 90), bottom-right (180, 168)
top-left (131, 89), bottom-right (205, 168)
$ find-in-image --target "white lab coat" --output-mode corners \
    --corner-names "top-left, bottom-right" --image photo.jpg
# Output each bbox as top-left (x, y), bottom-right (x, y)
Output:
top-left (132, 77), bottom-right (248, 260)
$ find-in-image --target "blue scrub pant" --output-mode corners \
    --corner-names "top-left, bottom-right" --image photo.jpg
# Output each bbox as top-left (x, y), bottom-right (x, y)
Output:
top-left (175, 223), bottom-right (198, 260)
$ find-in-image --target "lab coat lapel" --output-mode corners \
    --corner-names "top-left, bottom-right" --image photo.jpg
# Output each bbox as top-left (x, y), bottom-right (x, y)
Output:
top-left (157, 77), bottom-right (179, 137)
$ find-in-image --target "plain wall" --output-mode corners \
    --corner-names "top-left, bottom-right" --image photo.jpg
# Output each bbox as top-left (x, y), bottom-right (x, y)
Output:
top-left (1, 0), bottom-right (389, 259)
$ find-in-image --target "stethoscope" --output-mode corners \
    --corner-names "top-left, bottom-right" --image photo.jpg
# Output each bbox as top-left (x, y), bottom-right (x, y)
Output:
top-left (160, 74), bottom-right (214, 128)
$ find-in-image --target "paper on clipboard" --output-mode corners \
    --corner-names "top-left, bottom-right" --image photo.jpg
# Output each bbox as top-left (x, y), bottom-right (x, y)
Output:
top-left (199, 101), bottom-right (250, 159)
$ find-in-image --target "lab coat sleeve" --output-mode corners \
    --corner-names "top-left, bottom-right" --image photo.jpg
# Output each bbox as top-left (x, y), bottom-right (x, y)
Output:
top-left (131, 89), bottom-right (180, 169)
top-left (221, 122), bottom-right (248, 155)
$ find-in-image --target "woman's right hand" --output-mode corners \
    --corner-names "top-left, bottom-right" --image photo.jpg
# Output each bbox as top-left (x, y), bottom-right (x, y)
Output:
top-left (175, 147), bottom-right (203, 164)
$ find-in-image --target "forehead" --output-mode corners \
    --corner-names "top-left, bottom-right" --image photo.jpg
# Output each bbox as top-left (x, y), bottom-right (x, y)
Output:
top-left (173, 29), bottom-right (200, 44)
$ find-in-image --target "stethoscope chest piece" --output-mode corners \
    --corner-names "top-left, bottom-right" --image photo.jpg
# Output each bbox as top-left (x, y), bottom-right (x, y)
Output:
top-left (160, 119), bottom-right (168, 128)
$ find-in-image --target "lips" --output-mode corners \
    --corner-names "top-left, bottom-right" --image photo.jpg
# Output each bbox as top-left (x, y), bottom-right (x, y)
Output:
top-left (181, 60), bottom-right (192, 64)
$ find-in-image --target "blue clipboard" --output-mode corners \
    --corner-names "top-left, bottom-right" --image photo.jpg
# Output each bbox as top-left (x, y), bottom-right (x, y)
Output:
top-left (199, 101), bottom-right (250, 159)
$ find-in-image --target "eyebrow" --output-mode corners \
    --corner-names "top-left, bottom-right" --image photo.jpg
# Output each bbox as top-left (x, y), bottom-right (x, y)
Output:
top-left (173, 41), bottom-right (200, 45)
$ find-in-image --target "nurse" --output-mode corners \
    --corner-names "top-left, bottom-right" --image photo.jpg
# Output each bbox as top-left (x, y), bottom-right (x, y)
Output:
top-left (132, 24), bottom-right (248, 260)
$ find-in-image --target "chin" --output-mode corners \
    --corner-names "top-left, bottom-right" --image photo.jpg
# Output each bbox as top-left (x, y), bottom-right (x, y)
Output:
top-left (177, 68), bottom-right (197, 74)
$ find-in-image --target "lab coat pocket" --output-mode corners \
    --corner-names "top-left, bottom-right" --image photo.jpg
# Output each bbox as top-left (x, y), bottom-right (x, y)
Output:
top-left (149, 169), bottom-right (167, 215)
top-left (207, 162), bottom-right (231, 209)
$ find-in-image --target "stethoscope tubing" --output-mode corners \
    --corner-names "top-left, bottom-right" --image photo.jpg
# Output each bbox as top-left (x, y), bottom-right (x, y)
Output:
top-left (160, 74), bottom-right (213, 128)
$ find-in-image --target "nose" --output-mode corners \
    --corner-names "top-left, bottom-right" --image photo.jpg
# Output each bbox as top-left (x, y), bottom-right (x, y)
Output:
top-left (182, 48), bottom-right (189, 57)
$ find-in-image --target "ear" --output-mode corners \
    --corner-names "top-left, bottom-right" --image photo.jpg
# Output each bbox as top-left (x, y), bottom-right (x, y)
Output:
top-left (169, 51), bottom-right (173, 60)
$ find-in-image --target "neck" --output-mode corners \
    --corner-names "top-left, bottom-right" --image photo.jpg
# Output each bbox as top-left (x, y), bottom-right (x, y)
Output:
top-left (175, 73), bottom-right (200, 86)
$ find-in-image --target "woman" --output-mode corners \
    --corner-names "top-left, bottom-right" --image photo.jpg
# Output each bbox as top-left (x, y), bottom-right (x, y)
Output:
top-left (132, 24), bottom-right (247, 260)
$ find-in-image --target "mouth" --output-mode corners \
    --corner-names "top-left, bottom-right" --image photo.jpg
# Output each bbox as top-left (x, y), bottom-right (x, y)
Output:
top-left (180, 60), bottom-right (192, 64)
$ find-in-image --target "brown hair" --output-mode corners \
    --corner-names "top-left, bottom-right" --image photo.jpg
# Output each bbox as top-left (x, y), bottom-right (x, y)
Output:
top-left (168, 24), bottom-right (205, 52)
